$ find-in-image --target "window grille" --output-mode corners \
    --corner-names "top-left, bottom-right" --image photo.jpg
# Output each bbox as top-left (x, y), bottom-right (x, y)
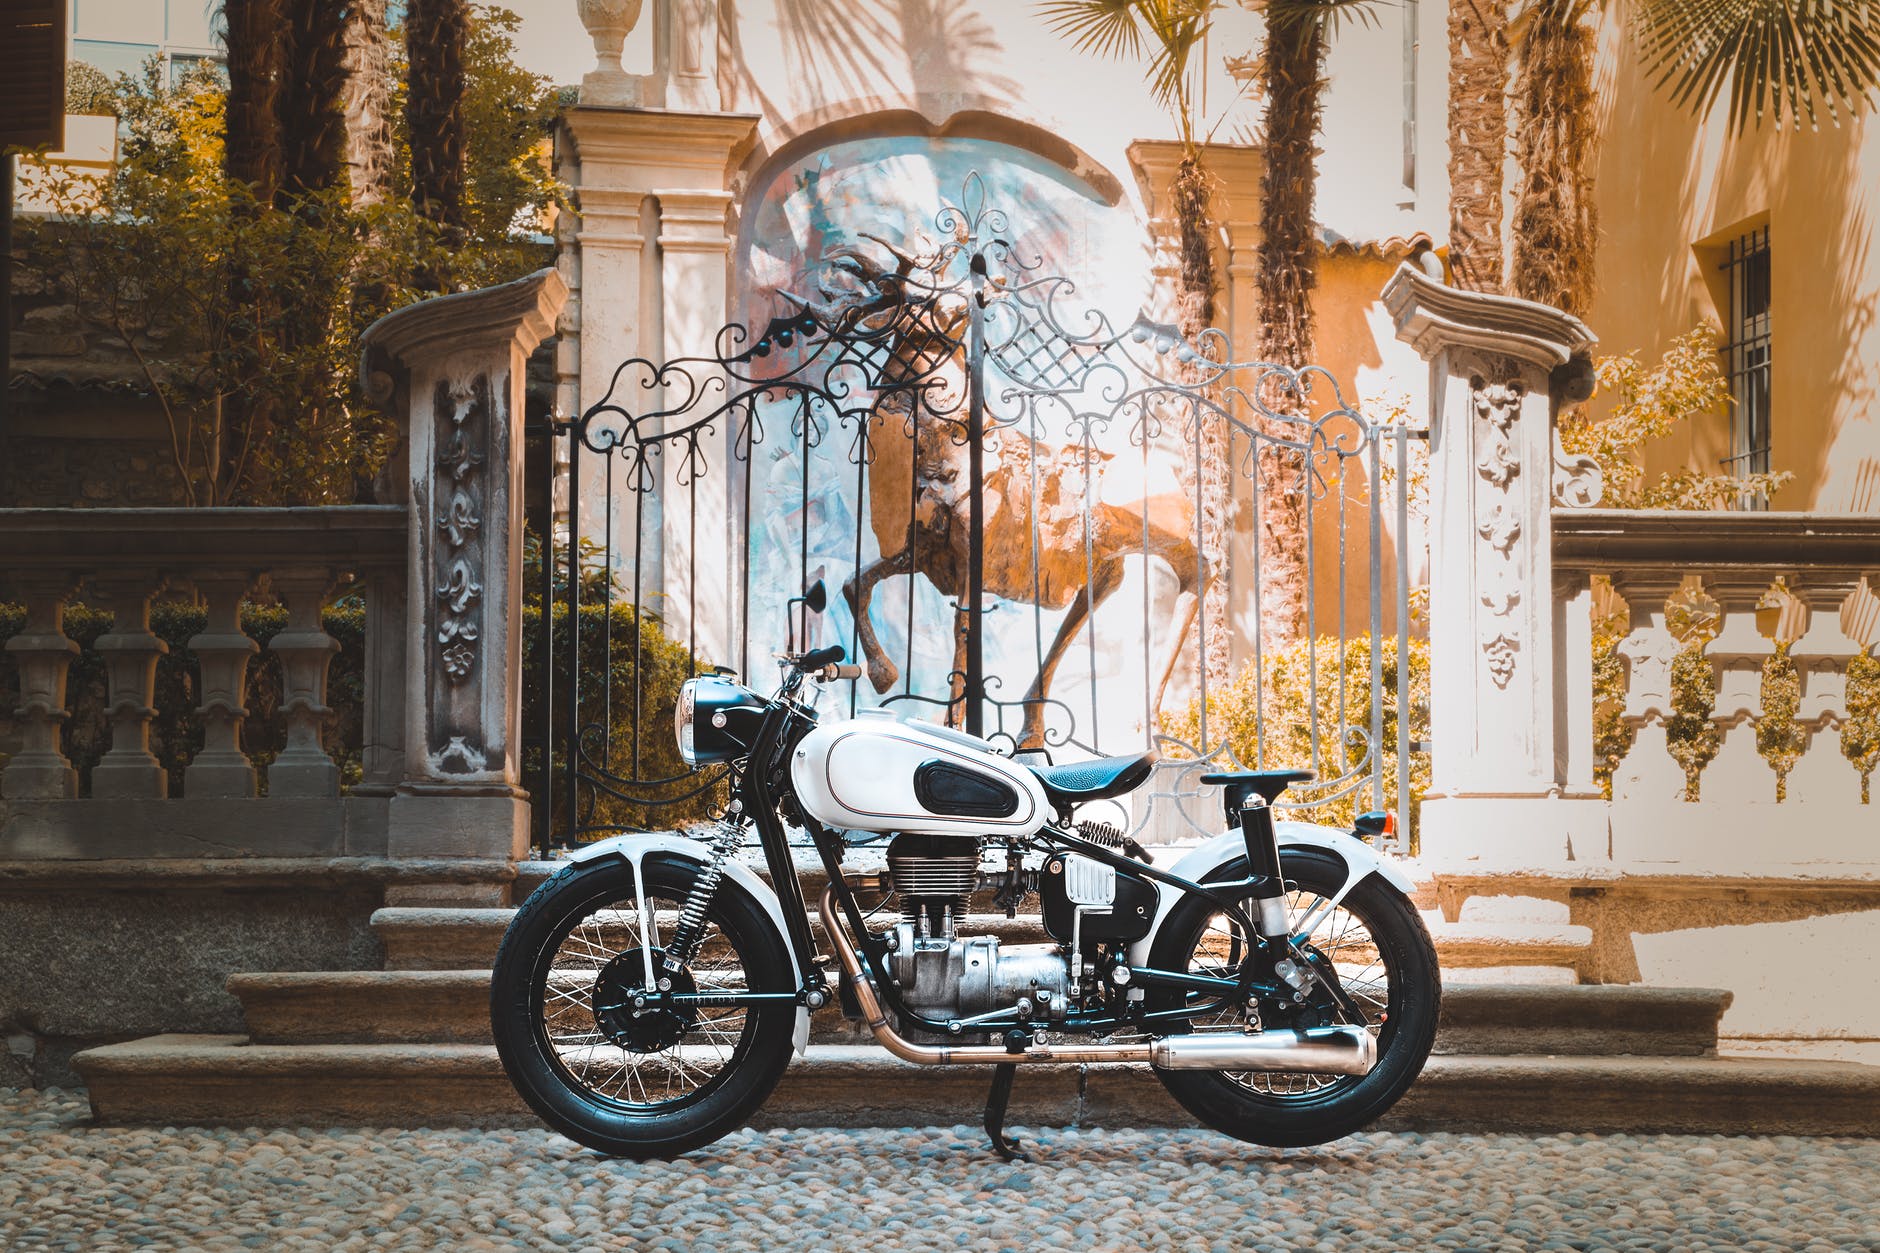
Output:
top-left (1719, 225), bottom-right (1771, 507)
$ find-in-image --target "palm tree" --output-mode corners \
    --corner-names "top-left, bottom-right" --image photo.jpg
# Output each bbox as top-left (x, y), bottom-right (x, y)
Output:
top-left (405, 0), bottom-right (469, 255)
top-left (221, 0), bottom-right (282, 200)
top-left (1503, 0), bottom-right (1880, 315)
top-left (1039, 0), bottom-right (1238, 679)
top-left (277, 0), bottom-right (352, 209)
top-left (342, 0), bottom-right (395, 209)
top-left (1446, 0), bottom-right (1509, 290)
top-left (1250, 1), bottom-right (1376, 644)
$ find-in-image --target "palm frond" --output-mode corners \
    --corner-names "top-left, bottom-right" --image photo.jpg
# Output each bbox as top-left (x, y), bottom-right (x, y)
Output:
top-left (1257, 0), bottom-right (1384, 38)
top-left (1036, 0), bottom-right (1148, 61)
top-left (1635, 0), bottom-right (1880, 131)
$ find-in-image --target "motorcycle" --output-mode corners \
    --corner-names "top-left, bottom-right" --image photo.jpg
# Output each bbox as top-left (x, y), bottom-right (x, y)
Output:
top-left (491, 589), bottom-right (1440, 1160)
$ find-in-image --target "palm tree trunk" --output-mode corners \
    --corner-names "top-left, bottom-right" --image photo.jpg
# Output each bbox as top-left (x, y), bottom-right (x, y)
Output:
top-left (1447, 0), bottom-right (1509, 289)
top-left (222, 0), bottom-right (282, 199)
top-left (342, 0), bottom-right (395, 209)
top-left (1168, 153), bottom-right (1235, 691)
top-left (1252, 17), bottom-right (1328, 646)
top-left (277, 0), bottom-right (351, 209)
top-left (406, 0), bottom-right (469, 275)
top-left (1508, 4), bottom-right (1597, 316)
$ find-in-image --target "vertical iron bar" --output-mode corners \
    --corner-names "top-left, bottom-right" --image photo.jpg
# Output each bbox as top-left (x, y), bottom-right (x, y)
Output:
top-left (740, 400), bottom-right (753, 678)
top-left (965, 252), bottom-right (988, 738)
top-left (529, 414), bottom-right (555, 856)
top-left (1367, 419), bottom-right (1384, 817)
top-left (632, 462), bottom-right (644, 780)
top-left (1396, 425), bottom-right (1412, 851)
top-left (603, 455), bottom-right (616, 765)
top-left (564, 434), bottom-right (582, 841)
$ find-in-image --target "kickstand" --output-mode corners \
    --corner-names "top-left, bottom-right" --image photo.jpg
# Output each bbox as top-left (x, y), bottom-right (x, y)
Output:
top-left (983, 1063), bottom-right (1027, 1162)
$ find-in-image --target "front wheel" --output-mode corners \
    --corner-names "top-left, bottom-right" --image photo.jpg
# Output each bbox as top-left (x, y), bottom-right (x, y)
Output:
top-left (490, 854), bottom-right (797, 1158)
top-left (1147, 848), bottom-right (1440, 1147)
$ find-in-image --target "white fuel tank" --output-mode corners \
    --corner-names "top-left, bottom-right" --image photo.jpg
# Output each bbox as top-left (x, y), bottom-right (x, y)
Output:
top-left (789, 711), bottom-right (1050, 837)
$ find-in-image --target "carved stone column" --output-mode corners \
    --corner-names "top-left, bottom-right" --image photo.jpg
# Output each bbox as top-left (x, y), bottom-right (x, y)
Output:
top-left (360, 267), bottom-right (569, 865)
top-left (88, 575), bottom-right (170, 799)
top-left (2, 576), bottom-right (81, 800)
top-left (267, 568), bottom-right (341, 798)
top-left (184, 572), bottom-right (260, 799)
top-left (1382, 264), bottom-right (1607, 868)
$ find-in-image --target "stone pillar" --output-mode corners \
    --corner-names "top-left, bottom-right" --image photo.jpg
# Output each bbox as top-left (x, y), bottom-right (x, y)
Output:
top-left (665, 0), bottom-right (719, 111)
top-left (560, 105), bottom-right (756, 659)
top-left (267, 568), bottom-right (341, 798)
top-left (88, 575), bottom-right (170, 799)
top-left (360, 267), bottom-right (568, 865)
top-left (1381, 264), bottom-right (1608, 868)
top-left (2, 577), bottom-right (80, 800)
top-left (354, 567), bottom-right (408, 795)
top-left (184, 572), bottom-right (260, 799)
top-left (656, 187), bottom-right (737, 663)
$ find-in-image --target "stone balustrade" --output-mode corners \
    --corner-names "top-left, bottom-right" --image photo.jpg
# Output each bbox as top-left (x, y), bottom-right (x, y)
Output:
top-left (0, 507), bottom-right (408, 856)
top-left (1, 266), bottom-right (568, 876)
top-left (1555, 510), bottom-right (1880, 858)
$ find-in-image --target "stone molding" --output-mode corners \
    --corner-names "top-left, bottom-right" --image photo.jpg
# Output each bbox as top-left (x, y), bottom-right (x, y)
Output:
top-left (1382, 262), bottom-right (1596, 371)
top-left (1554, 509), bottom-right (1880, 576)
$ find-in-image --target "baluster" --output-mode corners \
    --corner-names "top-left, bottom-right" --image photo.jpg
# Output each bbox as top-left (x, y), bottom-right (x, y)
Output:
top-left (1786, 577), bottom-right (1865, 810)
top-left (1611, 573), bottom-right (1681, 803)
top-left (184, 573), bottom-right (259, 798)
top-left (3, 576), bottom-right (81, 800)
top-left (268, 567), bottom-right (341, 797)
top-left (1703, 579), bottom-right (1775, 806)
top-left (89, 574), bottom-right (171, 798)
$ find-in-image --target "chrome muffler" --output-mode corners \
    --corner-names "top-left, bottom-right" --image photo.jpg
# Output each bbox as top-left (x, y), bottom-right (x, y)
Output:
top-left (817, 884), bottom-right (1376, 1077)
top-left (1150, 1026), bottom-right (1376, 1074)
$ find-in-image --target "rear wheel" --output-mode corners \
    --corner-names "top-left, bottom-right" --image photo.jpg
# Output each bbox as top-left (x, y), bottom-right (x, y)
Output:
top-left (1147, 848), bottom-right (1439, 1147)
top-left (490, 854), bottom-right (797, 1158)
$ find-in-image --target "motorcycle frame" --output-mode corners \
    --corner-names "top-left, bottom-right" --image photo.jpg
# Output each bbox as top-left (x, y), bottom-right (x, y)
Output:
top-left (664, 689), bottom-right (1314, 1039)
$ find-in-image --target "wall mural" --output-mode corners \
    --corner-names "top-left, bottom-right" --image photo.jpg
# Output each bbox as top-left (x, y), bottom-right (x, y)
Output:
top-left (731, 137), bottom-right (1178, 753)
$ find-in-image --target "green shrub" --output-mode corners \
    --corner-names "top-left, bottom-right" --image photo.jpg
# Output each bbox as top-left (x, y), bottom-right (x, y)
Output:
top-left (1159, 633), bottom-right (1431, 846)
top-left (520, 602), bottom-right (720, 838)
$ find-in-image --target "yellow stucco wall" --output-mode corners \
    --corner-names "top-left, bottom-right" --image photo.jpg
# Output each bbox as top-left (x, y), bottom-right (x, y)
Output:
top-left (1588, 19), bottom-right (1880, 512)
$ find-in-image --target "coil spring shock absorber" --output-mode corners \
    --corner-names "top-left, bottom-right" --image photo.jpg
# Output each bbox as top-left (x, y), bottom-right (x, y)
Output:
top-left (662, 814), bottom-right (744, 973)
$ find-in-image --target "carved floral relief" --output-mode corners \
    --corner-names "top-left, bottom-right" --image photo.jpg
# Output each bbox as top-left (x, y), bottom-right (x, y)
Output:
top-left (1471, 373), bottom-right (1527, 688)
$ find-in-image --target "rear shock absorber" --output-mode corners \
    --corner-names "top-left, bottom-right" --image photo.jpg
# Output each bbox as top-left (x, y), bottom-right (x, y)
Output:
top-left (662, 812), bottom-right (745, 972)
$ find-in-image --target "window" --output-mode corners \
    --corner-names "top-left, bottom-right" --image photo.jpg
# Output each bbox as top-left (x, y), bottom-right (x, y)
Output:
top-left (1719, 225), bottom-right (1771, 505)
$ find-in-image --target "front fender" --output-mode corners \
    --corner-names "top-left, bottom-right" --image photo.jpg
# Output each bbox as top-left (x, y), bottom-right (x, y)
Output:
top-left (566, 832), bottom-right (810, 1055)
top-left (1127, 821), bottom-right (1417, 967)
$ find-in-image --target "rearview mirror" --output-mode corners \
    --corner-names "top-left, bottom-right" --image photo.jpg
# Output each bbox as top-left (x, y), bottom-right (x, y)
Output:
top-left (803, 579), bottom-right (827, 614)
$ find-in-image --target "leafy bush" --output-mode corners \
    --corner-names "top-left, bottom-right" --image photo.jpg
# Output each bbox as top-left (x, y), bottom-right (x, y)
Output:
top-left (520, 602), bottom-right (721, 839)
top-left (64, 62), bottom-right (117, 116)
top-left (1159, 633), bottom-right (1430, 845)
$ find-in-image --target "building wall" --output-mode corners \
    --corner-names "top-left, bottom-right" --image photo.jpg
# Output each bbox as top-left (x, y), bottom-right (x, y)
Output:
top-left (1588, 17), bottom-right (1880, 512)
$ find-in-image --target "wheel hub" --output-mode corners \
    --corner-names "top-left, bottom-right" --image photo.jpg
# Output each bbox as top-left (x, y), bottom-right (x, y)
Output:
top-left (592, 949), bottom-right (698, 1052)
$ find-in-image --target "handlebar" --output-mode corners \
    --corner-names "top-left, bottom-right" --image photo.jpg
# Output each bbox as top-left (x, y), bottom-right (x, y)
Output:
top-left (797, 644), bottom-right (847, 672)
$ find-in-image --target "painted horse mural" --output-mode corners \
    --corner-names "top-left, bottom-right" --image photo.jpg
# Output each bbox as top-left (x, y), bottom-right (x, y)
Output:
top-left (777, 238), bottom-right (1206, 749)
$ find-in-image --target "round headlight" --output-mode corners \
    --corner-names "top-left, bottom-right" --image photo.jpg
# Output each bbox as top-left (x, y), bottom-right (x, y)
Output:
top-left (675, 678), bottom-right (698, 765)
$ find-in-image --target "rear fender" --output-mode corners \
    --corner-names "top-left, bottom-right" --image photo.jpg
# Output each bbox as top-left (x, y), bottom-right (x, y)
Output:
top-left (1127, 821), bottom-right (1417, 967)
top-left (566, 832), bottom-right (809, 1054)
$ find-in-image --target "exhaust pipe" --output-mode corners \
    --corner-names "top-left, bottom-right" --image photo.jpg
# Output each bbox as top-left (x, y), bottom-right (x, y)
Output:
top-left (817, 885), bottom-right (1376, 1077)
top-left (1151, 1026), bottom-right (1375, 1074)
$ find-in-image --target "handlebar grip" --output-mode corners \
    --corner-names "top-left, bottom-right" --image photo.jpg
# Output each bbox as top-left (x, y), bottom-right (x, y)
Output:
top-left (797, 644), bottom-right (846, 671)
top-left (821, 663), bottom-right (864, 681)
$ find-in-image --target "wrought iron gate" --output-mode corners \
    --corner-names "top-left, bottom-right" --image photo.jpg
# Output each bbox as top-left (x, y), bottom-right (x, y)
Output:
top-left (525, 176), bottom-right (1421, 853)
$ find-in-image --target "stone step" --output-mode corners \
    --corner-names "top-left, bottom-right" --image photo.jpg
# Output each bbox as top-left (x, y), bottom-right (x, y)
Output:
top-left (233, 970), bottom-right (1725, 1056)
top-left (373, 907), bottom-right (1592, 977)
top-left (72, 1035), bottom-right (1880, 1137)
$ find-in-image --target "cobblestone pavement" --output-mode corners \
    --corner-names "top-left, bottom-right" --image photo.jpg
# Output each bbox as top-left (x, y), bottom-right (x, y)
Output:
top-left (3, 1089), bottom-right (1877, 1252)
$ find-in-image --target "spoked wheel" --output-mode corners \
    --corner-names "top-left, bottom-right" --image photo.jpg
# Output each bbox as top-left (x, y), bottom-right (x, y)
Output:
top-left (1147, 848), bottom-right (1440, 1147)
top-left (490, 854), bottom-right (796, 1158)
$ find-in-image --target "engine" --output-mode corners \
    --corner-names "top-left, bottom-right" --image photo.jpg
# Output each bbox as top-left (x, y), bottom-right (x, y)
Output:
top-left (883, 833), bottom-right (1074, 1022)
